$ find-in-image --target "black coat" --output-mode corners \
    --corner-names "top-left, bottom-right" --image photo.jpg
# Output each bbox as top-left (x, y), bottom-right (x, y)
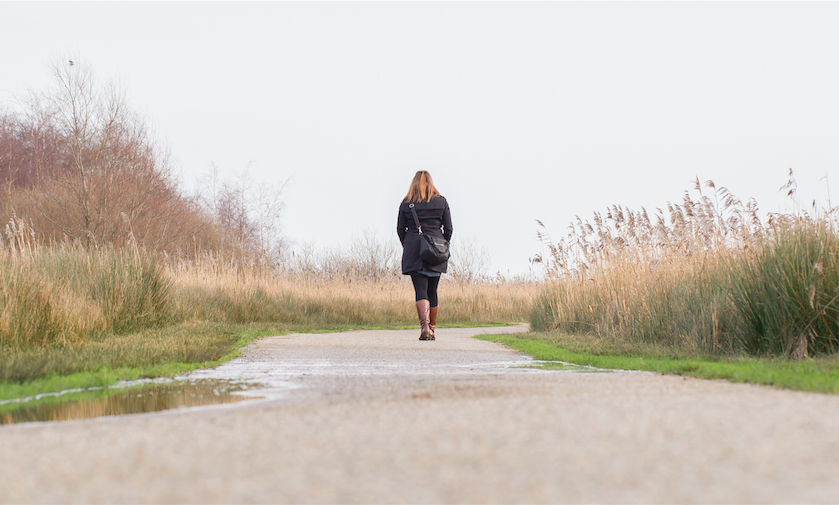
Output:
top-left (397, 196), bottom-right (453, 274)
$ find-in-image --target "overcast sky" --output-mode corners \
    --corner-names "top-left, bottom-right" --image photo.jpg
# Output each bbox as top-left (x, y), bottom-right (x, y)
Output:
top-left (2, 2), bottom-right (839, 276)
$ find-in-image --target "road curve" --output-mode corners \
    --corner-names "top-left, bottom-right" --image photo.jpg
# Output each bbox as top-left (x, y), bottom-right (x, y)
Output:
top-left (2, 326), bottom-right (839, 503)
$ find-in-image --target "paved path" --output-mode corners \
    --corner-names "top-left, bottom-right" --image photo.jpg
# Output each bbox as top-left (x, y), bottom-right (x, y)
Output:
top-left (2, 326), bottom-right (839, 503)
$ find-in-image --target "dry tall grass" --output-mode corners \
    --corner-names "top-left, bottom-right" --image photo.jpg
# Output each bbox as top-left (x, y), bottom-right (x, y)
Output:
top-left (0, 218), bottom-right (169, 348)
top-left (533, 174), bottom-right (839, 358)
top-left (167, 255), bottom-right (534, 328)
top-left (0, 218), bottom-right (535, 352)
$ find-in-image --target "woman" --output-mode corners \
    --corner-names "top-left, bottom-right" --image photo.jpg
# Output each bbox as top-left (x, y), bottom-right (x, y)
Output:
top-left (397, 171), bottom-right (453, 341)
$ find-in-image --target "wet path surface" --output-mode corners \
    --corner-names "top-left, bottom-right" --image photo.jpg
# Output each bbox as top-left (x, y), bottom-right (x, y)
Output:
top-left (185, 325), bottom-right (573, 399)
top-left (3, 326), bottom-right (839, 503)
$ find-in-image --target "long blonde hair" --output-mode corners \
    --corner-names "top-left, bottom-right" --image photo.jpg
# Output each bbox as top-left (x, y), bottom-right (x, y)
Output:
top-left (403, 171), bottom-right (441, 203)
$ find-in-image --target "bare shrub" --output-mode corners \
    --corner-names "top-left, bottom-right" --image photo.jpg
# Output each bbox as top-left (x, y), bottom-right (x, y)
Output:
top-left (0, 58), bottom-right (215, 254)
top-left (447, 235), bottom-right (493, 284)
top-left (281, 230), bottom-right (400, 282)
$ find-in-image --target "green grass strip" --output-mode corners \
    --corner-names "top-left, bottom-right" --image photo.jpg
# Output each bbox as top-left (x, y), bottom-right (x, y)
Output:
top-left (0, 331), bottom-right (265, 403)
top-left (477, 334), bottom-right (839, 395)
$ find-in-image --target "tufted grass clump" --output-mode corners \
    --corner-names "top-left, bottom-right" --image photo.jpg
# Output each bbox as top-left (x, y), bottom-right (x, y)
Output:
top-left (0, 246), bottom-right (171, 348)
top-left (729, 219), bottom-right (839, 356)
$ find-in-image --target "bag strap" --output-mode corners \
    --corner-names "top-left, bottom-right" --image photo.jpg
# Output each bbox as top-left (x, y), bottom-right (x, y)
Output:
top-left (408, 203), bottom-right (423, 235)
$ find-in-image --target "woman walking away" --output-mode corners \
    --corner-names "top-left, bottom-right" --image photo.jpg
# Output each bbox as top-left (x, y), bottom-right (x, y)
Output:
top-left (397, 171), bottom-right (453, 341)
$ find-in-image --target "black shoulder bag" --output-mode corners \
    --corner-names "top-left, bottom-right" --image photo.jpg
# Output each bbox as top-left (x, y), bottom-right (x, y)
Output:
top-left (409, 203), bottom-right (450, 266)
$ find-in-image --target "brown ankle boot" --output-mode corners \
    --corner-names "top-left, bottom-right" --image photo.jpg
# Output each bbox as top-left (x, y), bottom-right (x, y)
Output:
top-left (428, 306), bottom-right (438, 340)
top-left (416, 300), bottom-right (431, 340)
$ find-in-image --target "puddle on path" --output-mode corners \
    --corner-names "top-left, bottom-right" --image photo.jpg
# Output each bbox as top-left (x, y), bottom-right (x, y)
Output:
top-left (0, 380), bottom-right (255, 426)
top-left (509, 360), bottom-right (615, 373)
top-left (0, 349), bottom-right (625, 426)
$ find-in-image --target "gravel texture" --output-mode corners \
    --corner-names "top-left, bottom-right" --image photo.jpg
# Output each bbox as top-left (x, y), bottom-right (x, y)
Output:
top-left (2, 325), bottom-right (839, 503)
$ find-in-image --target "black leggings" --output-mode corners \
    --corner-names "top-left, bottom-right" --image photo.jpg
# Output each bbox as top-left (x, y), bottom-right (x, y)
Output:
top-left (410, 274), bottom-right (440, 307)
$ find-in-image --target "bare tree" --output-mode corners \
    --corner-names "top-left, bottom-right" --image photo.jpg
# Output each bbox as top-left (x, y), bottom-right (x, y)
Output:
top-left (254, 176), bottom-right (288, 266)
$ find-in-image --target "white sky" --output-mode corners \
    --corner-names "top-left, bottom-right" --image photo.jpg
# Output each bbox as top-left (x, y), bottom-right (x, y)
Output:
top-left (2, 2), bottom-right (839, 276)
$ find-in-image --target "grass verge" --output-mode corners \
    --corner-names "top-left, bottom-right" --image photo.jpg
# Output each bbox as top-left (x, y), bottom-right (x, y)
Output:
top-left (0, 323), bottom-right (260, 402)
top-left (477, 332), bottom-right (839, 395)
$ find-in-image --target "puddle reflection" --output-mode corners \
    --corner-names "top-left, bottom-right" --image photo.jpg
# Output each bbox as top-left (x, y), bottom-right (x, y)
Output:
top-left (0, 381), bottom-right (254, 425)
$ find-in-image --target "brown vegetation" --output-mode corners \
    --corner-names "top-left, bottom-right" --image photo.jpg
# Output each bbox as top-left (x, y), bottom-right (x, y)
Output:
top-left (0, 60), bottom-right (215, 253)
top-left (532, 173), bottom-right (839, 357)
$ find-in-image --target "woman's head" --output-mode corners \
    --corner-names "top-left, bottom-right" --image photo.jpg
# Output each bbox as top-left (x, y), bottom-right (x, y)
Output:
top-left (404, 171), bottom-right (441, 203)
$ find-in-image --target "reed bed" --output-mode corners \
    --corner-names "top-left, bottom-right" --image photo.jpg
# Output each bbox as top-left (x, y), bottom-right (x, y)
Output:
top-left (533, 175), bottom-right (839, 358)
